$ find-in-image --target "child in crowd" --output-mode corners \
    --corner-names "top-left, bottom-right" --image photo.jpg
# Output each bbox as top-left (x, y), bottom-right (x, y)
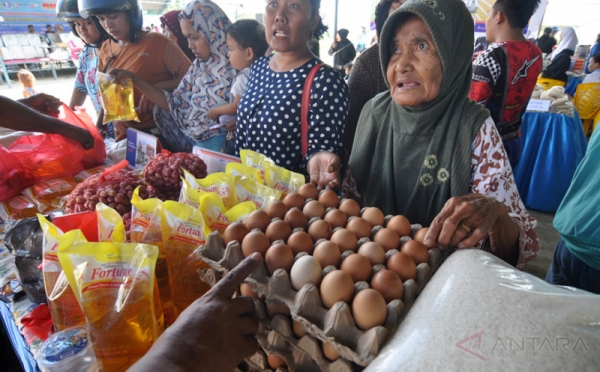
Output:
top-left (344, 62), bottom-right (353, 82)
top-left (583, 52), bottom-right (600, 83)
top-left (207, 19), bottom-right (268, 155)
top-left (17, 69), bottom-right (38, 98)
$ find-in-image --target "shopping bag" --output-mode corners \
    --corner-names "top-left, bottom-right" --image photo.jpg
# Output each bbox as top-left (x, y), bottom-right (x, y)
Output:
top-left (58, 104), bottom-right (106, 169)
top-left (0, 145), bottom-right (34, 202)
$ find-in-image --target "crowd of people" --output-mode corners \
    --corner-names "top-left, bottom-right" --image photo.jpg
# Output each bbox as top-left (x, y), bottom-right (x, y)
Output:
top-left (3, 0), bottom-right (600, 369)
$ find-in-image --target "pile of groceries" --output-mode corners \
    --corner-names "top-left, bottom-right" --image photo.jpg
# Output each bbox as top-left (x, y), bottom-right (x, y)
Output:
top-left (0, 138), bottom-right (441, 371)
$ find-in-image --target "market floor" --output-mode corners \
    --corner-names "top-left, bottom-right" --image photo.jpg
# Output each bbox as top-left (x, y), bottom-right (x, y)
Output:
top-left (1, 72), bottom-right (559, 278)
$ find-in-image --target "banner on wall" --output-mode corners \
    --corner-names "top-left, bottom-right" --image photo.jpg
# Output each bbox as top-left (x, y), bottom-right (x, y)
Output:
top-left (0, 1), bottom-right (69, 34)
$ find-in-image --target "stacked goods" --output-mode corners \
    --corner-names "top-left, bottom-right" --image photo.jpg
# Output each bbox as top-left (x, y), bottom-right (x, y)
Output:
top-left (195, 186), bottom-right (444, 369)
top-left (145, 153), bottom-right (208, 201)
top-left (531, 85), bottom-right (575, 116)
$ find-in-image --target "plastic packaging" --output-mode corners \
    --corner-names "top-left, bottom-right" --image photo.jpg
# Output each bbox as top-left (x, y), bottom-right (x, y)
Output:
top-left (199, 192), bottom-right (230, 233)
top-left (184, 170), bottom-right (234, 209)
top-left (73, 165), bottom-right (110, 183)
top-left (178, 178), bottom-right (205, 209)
top-left (37, 326), bottom-right (97, 372)
top-left (0, 195), bottom-right (40, 221)
top-left (226, 163), bottom-right (264, 184)
top-left (0, 144), bottom-right (33, 202)
top-left (224, 201), bottom-right (257, 224)
top-left (240, 149), bottom-right (272, 182)
top-left (58, 104), bottom-right (106, 169)
top-left (22, 177), bottom-right (78, 214)
top-left (57, 230), bottom-right (159, 372)
top-left (264, 162), bottom-right (305, 198)
top-left (233, 177), bottom-right (282, 210)
top-left (97, 72), bottom-right (140, 124)
top-left (96, 203), bottom-right (126, 243)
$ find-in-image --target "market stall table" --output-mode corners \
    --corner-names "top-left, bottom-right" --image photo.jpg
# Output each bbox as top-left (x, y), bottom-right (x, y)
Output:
top-left (366, 250), bottom-right (600, 371)
top-left (513, 110), bottom-right (587, 212)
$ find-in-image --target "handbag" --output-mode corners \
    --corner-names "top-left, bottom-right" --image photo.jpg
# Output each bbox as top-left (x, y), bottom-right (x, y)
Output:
top-left (301, 63), bottom-right (323, 158)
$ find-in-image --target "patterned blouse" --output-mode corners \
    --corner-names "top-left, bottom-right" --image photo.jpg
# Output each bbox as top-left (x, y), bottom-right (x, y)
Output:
top-left (74, 45), bottom-right (101, 114)
top-left (343, 117), bottom-right (539, 269)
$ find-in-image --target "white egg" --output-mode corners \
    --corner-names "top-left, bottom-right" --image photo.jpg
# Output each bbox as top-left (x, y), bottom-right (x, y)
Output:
top-left (290, 255), bottom-right (322, 291)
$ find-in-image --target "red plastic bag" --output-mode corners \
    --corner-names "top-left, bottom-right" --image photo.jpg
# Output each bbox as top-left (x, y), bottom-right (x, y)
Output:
top-left (0, 145), bottom-right (34, 201)
top-left (21, 304), bottom-right (54, 341)
top-left (58, 104), bottom-right (106, 169)
top-left (52, 211), bottom-right (99, 242)
top-left (9, 134), bottom-right (86, 184)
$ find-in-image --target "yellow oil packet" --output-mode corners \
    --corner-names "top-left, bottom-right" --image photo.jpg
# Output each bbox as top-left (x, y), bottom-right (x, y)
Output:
top-left (264, 161), bottom-right (306, 198)
top-left (38, 215), bottom-right (86, 332)
top-left (224, 201), bottom-right (257, 223)
top-left (57, 230), bottom-right (159, 372)
top-left (98, 72), bottom-right (140, 124)
top-left (130, 186), bottom-right (163, 243)
top-left (233, 176), bottom-right (282, 210)
top-left (179, 178), bottom-right (205, 208)
top-left (161, 201), bottom-right (212, 317)
top-left (183, 170), bottom-right (234, 209)
top-left (96, 202), bottom-right (126, 243)
top-left (240, 149), bottom-right (273, 182)
top-left (226, 163), bottom-right (263, 185)
top-left (199, 193), bottom-right (230, 234)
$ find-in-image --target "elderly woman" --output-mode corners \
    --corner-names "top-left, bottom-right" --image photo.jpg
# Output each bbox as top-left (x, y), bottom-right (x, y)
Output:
top-left (110, 0), bottom-right (236, 152)
top-left (235, 0), bottom-right (348, 189)
top-left (346, 0), bottom-right (538, 269)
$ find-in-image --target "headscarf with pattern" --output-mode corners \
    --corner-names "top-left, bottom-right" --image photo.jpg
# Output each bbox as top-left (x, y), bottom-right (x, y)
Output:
top-left (160, 0), bottom-right (235, 144)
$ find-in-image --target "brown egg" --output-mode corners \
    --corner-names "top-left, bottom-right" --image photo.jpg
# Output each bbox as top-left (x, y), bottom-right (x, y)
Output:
top-left (340, 253), bottom-right (372, 282)
top-left (413, 227), bottom-right (429, 243)
top-left (352, 289), bottom-right (387, 330)
top-left (362, 207), bottom-right (385, 227)
top-left (401, 240), bottom-right (429, 265)
top-left (358, 242), bottom-right (386, 265)
top-left (371, 270), bottom-right (404, 303)
top-left (293, 320), bottom-right (307, 337)
top-left (346, 217), bottom-right (372, 239)
top-left (245, 210), bottom-right (271, 232)
top-left (308, 219), bottom-right (332, 242)
top-left (373, 228), bottom-right (400, 252)
top-left (339, 199), bottom-right (361, 217)
top-left (223, 222), bottom-right (249, 245)
top-left (320, 270), bottom-right (354, 308)
top-left (266, 200), bottom-right (288, 220)
top-left (283, 192), bottom-right (305, 210)
top-left (266, 302), bottom-right (291, 318)
top-left (324, 208), bottom-right (348, 229)
top-left (240, 282), bottom-right (259, 298)
top-left (284, 207), bottom-right (308, 230)
top-left (386, 252), bottom-right (417, 281)
top-left (287, 231), bottom-right (314, 255)
top-left (318, 190), bottom-right (340, 209)
top-left (265, 219), bottom-right (292, 243)
top-left (313, 240), bottom-right (341, 268)
top-left (330, 228), bottom-right (358, 252)
top-left (322, 342), bottom-right (340, 361)
top-left (267, 354), bottom-right (287, 369)
top-left (298, 183), bottom-right (319, 200)
top-left (241, 230), bottom-right (270, 257)
top-left (303, 200), bottom-right (325, 219)
top-left (387, 215), bottom-right (412, 237)
top-left (265, 242), bottom-right (294, 275)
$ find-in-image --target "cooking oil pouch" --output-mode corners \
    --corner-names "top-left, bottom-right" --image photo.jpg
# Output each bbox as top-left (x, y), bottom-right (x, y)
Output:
top-left (0, 195), bottom-right (40, 221)
top-left (226, 163), bottom-right (263, 185)
top-left (130, 187), bottom-right (163, 243)
top-left (240, 149), bottom-right (273, 182)
top-left (97, 72), bottom-right (139, 125)
top-left (233, 177), bottom-right (282, 210)
top-left (57, 230), bottom-right (159, 372)
top-left (264, 162), bottom-right (305, 198)
top-left (37, 215), bottom-right (85, 331)
top-left (224, 201), bottom-right (257, 223)
top-left (74, 165), bottom-right (111, 183)
top-left (199, 193), bottom-right (230, 234)
top-left (178, 178), bottom-right (205, 209)
top-left (96, 203), bottom-right (126, 243)
top-left (161, 201), bottom-right (212, 317)
top-left (23, 177), bottom-right (78, 214)
top-left (184, 170), bottom-right (234, 209)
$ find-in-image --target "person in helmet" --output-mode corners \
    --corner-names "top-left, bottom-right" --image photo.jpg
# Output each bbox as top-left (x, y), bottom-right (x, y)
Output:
top-left (57, 0), bottom-right (112, 136)
top-left (79, 0), bottom-right (191, 141)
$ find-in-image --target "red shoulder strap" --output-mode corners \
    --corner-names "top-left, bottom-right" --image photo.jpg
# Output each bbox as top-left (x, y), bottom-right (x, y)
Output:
top-left (301, 64), bottom-right (323, 159)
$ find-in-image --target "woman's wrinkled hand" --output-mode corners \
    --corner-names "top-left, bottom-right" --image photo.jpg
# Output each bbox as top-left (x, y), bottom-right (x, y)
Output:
top-left (108, 68), bottom-right (137, 82)
top-left (307, 151), bottom-right (341, 191)
top-left (424, 194), bottom-right (515, 250)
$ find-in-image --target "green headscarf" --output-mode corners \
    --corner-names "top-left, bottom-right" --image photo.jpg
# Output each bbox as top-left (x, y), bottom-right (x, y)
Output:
top-left (349, 0), bottom-right (489, 226)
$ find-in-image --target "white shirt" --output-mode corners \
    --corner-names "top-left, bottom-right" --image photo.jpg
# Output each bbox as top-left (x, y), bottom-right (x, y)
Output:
top-left (583, 70), bottom-right (600, 84)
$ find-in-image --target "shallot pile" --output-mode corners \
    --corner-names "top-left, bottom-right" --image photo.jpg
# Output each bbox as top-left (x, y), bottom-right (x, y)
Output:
top-left (144, 153), bottom-right (207, 201)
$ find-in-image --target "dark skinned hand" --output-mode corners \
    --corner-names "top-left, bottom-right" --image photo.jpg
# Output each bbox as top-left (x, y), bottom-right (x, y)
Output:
top-left (307, 151), bottom-right (341, 191)
top-left (19, 93), bottom-right (61, 117)
top-left (225, 118), bottom-right (237, 131)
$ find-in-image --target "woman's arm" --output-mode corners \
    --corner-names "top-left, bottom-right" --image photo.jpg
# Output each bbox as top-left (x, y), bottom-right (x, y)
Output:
top-left (69, 89), bottom-right (87, 110)
top-left (157, 41), bottom-right (192, 92)
top-left (207, 95), bottom-right (241, 120)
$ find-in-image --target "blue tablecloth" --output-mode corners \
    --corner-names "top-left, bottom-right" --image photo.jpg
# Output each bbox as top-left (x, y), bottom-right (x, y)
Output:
top-left (565, 76), bottom-right (583, 96)
top-left (0, 301), bottom-right (39, 372)
top-left (514, 111), bottom-right (588, 212)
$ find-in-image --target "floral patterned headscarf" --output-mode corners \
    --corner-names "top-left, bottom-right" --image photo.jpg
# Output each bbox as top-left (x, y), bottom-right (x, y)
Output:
top-left (159, 0), bottom-right (235, 144)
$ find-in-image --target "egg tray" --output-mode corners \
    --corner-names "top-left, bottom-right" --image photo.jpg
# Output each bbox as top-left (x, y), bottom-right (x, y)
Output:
top-left (195, 228), bottom-right (444, 367)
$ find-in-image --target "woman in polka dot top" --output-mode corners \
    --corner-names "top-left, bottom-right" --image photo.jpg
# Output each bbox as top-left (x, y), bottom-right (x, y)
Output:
top-left (235, 0), bottom-right (349, 190)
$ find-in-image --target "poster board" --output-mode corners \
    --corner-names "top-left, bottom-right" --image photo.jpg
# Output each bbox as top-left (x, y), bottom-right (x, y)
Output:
top-left (0, 1), bottom-right (69, 34)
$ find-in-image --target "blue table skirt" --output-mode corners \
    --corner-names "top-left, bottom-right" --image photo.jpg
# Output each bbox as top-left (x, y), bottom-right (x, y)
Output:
top-left (514, 111), bottom-right (588, 212)
top-left (0, 301), bottom-right (39, 372)
top-left (565, 76), bottom-right (583, 96)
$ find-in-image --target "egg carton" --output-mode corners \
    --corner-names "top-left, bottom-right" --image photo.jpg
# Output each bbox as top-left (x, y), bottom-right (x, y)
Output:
top-left (195, 228), bottom-right (444, 367)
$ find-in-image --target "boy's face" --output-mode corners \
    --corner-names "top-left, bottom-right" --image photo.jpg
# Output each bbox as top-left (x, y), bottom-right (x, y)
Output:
top-left (226, 34), bottom-right (253, 71)
top-left (485, 8), bottom-right (498, 43)
top-left (588, 59), bottom-right (599, 73)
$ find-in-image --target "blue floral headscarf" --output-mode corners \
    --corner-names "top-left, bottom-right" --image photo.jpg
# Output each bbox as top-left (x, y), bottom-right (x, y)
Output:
top-left (156, 0), bottom-right (235, 146)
